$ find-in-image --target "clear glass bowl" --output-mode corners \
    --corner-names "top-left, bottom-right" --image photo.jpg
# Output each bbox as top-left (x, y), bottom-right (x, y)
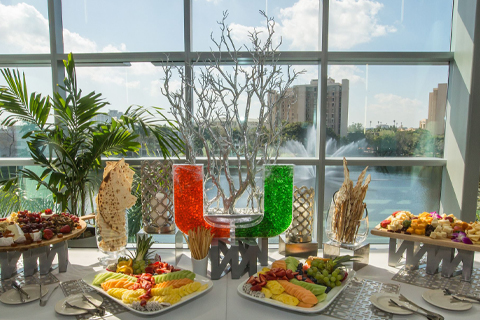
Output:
top-left (325, 191), bottom-right (369, 248)
top-left (95, 210), bottom-right (128, 265)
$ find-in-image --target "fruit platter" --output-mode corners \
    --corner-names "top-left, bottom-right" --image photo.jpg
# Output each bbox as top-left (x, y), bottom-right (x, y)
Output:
top-left (82, 236), bottom-right (212, 315)
top-left (371, 211), bottom-right (480, 252)
top-left (237, 256), bottom-right (355, 313)
top-left (0, 209), bottom-right (86, 252)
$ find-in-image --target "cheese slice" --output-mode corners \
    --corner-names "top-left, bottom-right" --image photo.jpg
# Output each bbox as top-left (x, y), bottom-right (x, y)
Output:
top-left (0, 237), bottom-right (14, 247)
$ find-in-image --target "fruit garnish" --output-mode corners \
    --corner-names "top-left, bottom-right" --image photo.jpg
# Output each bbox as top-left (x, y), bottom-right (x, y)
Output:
top-left (380, 219), bottom-right (391, 228)
top-left (42, 228), bottom-right (54, 240)
top-left (59, 225), bottom-right (71, 233)
top-left (117, 265), bottom-right (134, 274)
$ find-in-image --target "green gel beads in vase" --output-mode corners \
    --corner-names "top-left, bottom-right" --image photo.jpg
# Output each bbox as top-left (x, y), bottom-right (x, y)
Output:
top-left (236, 164), bottom-right (294, 238)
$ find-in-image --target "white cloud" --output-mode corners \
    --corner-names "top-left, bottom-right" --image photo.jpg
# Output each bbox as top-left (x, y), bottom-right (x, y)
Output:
top-left (367, 93), bottom-right (423, 128)
top-left (63, 29), bottom-right (97, 53)
top-left (101, 43), bottom-right (127, 53)
top-left (329, 0), bottom-right (396, 49)
top-left (329, 65), bottom-right (365, 84)
top-left (278, 0), bottom-right (319, 50)
top-left (0, 3), bottom-right (49, 53)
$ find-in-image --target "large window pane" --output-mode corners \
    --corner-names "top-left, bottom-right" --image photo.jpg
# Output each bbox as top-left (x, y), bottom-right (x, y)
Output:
top-left (326, 65), bottom-right (449, 157)
top-left (0, 67), bottom-right (52, 157)
top-left (62, 0), bottom-right (184, 53)
top-left (0, 1), bottom-right (49, 54)
top-left (75, 63), bottom-right (172, 157)
top-left (193, 0), bottom-right (320, 51)
top-left (329, 0), bottom-right (453, 52)
top-left (324, 165), bottom-right (442, 244)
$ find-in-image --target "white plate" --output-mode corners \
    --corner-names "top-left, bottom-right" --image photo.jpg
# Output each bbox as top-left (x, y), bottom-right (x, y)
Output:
top-left (422, 289), bottom-right (472, 311)
top-left (82, 270), bottom-right (213, 315)
top-left (369, 293), bottom-right (412, 315)
top-left (0, 285), bottom-right (48, 305)
top-left (55, 292), bottom-right (104, 316)
top-left (237, 268), bottom-right (356, 313)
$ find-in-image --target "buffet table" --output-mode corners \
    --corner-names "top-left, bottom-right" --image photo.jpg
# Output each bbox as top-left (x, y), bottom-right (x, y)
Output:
top-left (2, 245), bottom-right (479, 320)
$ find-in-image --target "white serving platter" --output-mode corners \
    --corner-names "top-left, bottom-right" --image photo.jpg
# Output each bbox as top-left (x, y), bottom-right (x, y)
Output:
top-left (237, 267), bottom-right (355, 313)
top-left (82, 270), bottom-right (213, 315)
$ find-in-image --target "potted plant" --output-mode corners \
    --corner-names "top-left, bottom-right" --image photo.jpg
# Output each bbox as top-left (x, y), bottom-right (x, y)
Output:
top-left (0, 53), bottom-right (183, 223)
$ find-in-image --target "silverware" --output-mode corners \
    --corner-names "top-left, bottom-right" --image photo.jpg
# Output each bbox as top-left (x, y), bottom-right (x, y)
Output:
top-left (450, 295), bottom-right (480, 304)
top-left (389, 299), bottom-right (439, 320)
top-left (64, 301), bottom-right (97, 316)
top-left (39, 284), bottom-right (59, 307)
top-left (443, 288), bottom-right (480, 303)
top-left (38, 282), bottom-right (42, 306)
top-left (11, 282), bottom-right (28, 303)
top-left (399, 294), bottom-right (445, 320)
top-left (82, 294), bottom-right (106, 316)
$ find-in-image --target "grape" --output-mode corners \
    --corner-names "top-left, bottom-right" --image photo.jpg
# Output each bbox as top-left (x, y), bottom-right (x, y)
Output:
top-left (330, 276), bottom-right (336, 282)
top-left (315, 274), bottom-right (322, 282)
top-left (336, 280), bottom-right (342, 287)
top-left (322, 269), bottom-right (329, 277)
top-left (307, 269), bottom-right (314, 276)
top-left (325, 280), bottom-right (331, 286)
top-left (336, 274), bottom-right (343, 281)
top-left (332, 269), bottom-right (339, 276)
top-left (311, 260), bottom-right (320, 268)
top-left (311, 267), bottom-right (318, 273)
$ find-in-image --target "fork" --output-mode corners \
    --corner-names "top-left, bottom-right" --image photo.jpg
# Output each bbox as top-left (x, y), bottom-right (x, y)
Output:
top-left (82, 294), bottom-right (106, 316)
top-left (64, 301), bottom-right (97, 316)
top-left (399, 294), bottom-right (445, 320)
top-left (389, 299), bottom-right (439, 320)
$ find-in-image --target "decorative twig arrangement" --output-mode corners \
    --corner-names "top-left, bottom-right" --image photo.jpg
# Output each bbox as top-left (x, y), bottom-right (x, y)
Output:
top-left (183, 226), bottom-right (215, 260)
top-left (332, 158), bottom-right (371, 243)
top-left (162, 10), bottom-right (304, 216)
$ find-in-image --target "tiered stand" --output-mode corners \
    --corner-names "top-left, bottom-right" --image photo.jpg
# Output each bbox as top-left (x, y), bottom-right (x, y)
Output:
top-left (371, 227), bottom-right (479, 281)
top-left (0, 219), bottom-right (87, 280)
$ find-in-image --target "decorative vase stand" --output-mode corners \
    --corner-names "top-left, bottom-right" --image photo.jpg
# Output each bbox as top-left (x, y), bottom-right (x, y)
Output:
top-left (209, 238), bottom-right (268, 280)
top-left (323, 241), bottom-right (370, 271)
top-left (0, 220), bottom-right (87, 280)
top-left (371, 228), bottom-right (478, 281)
top-left (279, 234), bottom-right (318, 259)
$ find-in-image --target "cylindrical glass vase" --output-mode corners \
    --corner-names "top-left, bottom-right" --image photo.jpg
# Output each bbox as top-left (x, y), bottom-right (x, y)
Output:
top-left (96, 209), bottom-right (128, 265)
top-left (325, 191), bottom-right (369, 248)
top-left (173, 164), bottom-right (229, 238)
top-left (236, 164), bottom-right (294, 238)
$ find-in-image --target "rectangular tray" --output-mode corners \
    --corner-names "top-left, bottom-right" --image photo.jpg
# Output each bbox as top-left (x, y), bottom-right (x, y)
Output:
top-left (82, 271), bottom-right (213, 316)
top-left (371, 227), bottom-right (480, 252)
top-left (237, 266), bottom-right (355, 313)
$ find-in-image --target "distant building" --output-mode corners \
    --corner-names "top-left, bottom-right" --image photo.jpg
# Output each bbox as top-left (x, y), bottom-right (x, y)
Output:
top-left (270, 78), bottom-right (349, 136)
top-left (94, 109), bottom-right (124, 123)
top-left (419, 119), bottom-right (427, 129)
top-left (426, 84), bottom-right (447, 135)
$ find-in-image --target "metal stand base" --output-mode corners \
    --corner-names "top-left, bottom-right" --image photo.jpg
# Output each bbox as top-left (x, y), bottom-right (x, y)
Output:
top-left (279, 234), bottom-right (318, 259)
top-left (323, 242), bottom-right (370, 271)
top-left (387, 238), bottom-right (475, 281)
top-left (0, 241), bottom-right (69, 280)
top-left (209, 238), bottom-right (259, 280)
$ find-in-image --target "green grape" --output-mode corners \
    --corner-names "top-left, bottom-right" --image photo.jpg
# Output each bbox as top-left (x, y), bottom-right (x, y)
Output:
top-left (336, 274), bottom-right (343, 281)
top-left (318, 262), bottom-right (325, 270)
top-left (315, 274), bottom-right (322, 282)
top-left (332, 269), bottom-right (339, 276)
top-left (312, 260), bottom-right (320, 268)
top-left (311, 267), bottom-right (318, 273)
top-left (330, 276), bottom-right (336, 282)
top-left (322, 269), bottom-right (329, 277)
top-left (325, 280), bottom-right (331, 286)
top-left (336, 281), bottom-right (342, 287)
top-left (307, 269), bottom-right (314, 276)
top-left (330, 282), bottom-right (336, 288)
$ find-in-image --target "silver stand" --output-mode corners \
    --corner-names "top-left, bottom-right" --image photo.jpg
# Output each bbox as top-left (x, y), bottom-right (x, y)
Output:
top-left (323, 241), bottom-right (370, 271)
top-left (387, 238), bottom-right (475, 281)
top-left (0, 241), bottom-right (69, 280)
top-left (279, 234), bottom-right (318, 259)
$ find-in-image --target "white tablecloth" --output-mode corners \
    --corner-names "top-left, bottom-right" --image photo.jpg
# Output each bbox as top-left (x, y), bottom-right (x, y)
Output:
top-left (2, 245), bottom-right (479, 320)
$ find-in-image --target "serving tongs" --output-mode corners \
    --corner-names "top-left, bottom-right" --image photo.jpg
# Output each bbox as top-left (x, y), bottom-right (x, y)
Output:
top-left (443, 288), bottom-right (480, 303)
top-left (398, 294), bottom-right (445, 320)
top-left (12, 282), bottom-right (29, 303)
top-left (389, 299), bottom-right (441, 320)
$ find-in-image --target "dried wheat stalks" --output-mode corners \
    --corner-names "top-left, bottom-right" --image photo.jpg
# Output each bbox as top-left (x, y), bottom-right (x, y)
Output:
top-left (183, 226), bottom-right (214, 260)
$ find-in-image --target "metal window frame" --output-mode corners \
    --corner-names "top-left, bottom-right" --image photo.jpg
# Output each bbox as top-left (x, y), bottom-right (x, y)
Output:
top-left (0, 0), bottom-right (465, 245)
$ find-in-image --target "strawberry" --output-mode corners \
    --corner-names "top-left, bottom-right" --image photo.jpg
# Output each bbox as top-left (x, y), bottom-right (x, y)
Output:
top-left (59, 225), bottom-right (71, 233)
top-left (250, 284), bottom-right (263, 291)
top-left (247, 276), bottom-right (256, 285)
top-left (44, 208), bottom-right (52, 215)
top-left (296, 275), bottom-right (303, 281)
top-left (42, 228), bottom-right (54, 240)
top-left (380, 219), bottom-right (391, 228)
top-left (305, 278), bottom-right (314, 283)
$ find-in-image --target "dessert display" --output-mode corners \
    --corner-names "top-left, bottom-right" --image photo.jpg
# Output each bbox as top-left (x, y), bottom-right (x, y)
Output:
top-left (0, 209), bottom-right (80, 247)
top-left (378, 211), bottom-right (479, 245)
top-left (240, 256), bottom-right (353, 310)
top-left (96, 159), bottom-right (137, 252)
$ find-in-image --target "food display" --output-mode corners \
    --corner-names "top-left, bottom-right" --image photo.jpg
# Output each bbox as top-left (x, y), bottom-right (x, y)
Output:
top-left (378, 211), bottom-right (479, 245)
top-left (329, 158), bottom-right (371, 244)
top-left (239, 256), bottom-right (354, 312)
top-left (0, 209), bottom-right (80, 247)
top-left (85, 259), bottom-right (211, 314)
top-left (96, 159), bottom-right (137, 253)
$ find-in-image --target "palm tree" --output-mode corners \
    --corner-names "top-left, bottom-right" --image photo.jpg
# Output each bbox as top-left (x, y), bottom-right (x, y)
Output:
top-left (0, 53), bottom-right (183, 216)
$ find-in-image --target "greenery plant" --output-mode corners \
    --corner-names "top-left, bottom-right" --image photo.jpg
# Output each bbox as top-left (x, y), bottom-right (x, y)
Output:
top-left (0, 53), bottom-right (183, 216)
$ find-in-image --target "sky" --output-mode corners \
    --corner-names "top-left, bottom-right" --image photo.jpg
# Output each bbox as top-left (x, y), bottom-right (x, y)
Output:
top-left (0, 0), bottom-right (453, 129)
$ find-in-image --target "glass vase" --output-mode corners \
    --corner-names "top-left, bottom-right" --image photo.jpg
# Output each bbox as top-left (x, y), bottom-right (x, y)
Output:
top-left (236, 164), bottom-right (294, 238)
top-left (96, 209), bottom-right (128, 265)
top-left (173, 164), bottom-right (229, 238)
top-left (325, 191), bottom-right (369, 248)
